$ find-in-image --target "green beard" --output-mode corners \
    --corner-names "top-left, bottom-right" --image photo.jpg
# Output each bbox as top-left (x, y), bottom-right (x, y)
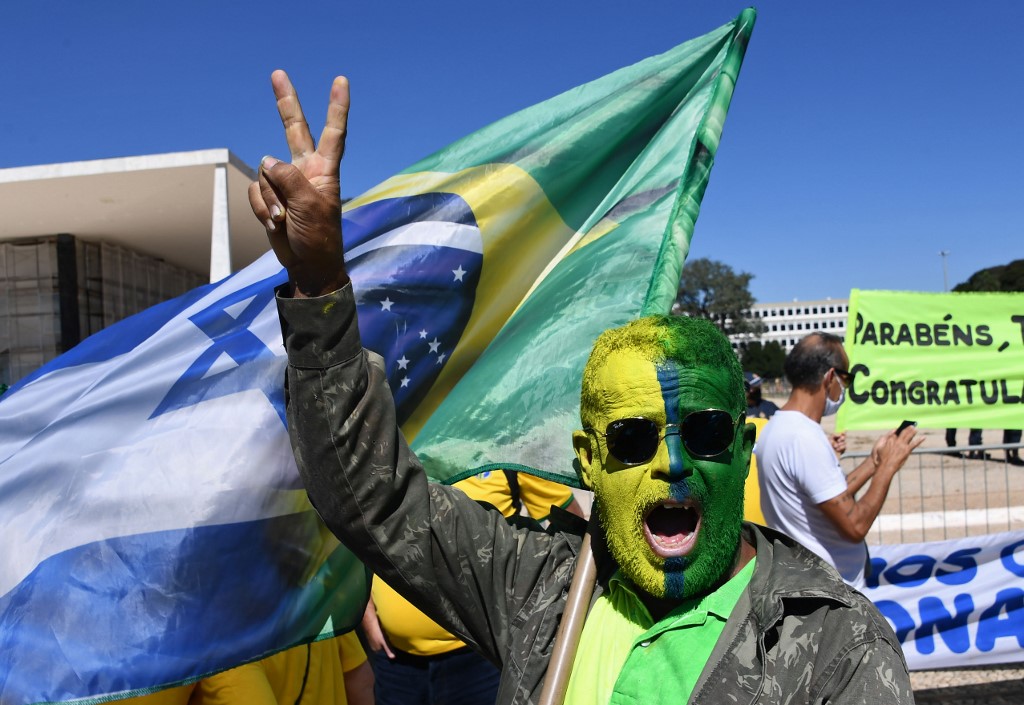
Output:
top-left (595, 473), bottom-right (745, 601)
top-left (668, 478), bottom-right (745, 599)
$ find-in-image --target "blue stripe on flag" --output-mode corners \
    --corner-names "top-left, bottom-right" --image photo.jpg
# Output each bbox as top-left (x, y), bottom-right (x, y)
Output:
top-left (0, 513), bottom-right (367, 703)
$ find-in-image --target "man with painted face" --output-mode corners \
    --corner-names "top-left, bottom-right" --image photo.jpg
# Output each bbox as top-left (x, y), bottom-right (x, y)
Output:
top-left (251, 72), bottom-right (913, 704)
top-left (757, 332), bottom-right (924, 589)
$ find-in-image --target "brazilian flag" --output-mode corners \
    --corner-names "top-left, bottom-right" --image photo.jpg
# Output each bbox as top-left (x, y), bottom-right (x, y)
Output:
top-left (395, 9), bottom-right (757, 486)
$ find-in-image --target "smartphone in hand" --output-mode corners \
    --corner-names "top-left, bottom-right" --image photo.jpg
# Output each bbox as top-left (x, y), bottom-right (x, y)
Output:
top-left (896, 420), bottom-right (917, 436)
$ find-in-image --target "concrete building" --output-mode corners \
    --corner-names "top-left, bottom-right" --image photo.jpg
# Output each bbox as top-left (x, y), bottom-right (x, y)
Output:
top-left (731, 298), bottom-right (850, 353)
top-left (0, 150), bottom-right (266, 387)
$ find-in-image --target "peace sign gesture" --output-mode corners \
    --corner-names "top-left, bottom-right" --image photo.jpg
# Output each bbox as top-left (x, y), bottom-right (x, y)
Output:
top-left (249, 70), bottom-right (350, 298)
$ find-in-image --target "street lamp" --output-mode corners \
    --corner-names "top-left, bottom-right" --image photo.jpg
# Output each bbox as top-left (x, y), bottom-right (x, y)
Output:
top-left (938, 250), bottom-right (950, 292)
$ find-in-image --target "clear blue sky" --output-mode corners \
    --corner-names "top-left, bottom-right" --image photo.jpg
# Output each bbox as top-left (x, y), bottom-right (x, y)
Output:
top-left (7, 0), bottom-right (1022, 302)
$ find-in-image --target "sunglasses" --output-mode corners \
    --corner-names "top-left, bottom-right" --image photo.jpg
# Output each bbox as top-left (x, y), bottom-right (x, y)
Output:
top-left (586, 409), bottom-right (740, 466)
top-left (833, 367), bottom-right (855, 385)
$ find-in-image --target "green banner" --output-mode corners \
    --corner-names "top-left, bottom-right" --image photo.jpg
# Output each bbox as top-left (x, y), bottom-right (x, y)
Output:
top-left (837, 289), bottom-right (1024, 432)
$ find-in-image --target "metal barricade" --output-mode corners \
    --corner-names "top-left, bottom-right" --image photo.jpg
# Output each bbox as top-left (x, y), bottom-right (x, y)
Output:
top-left (839, 443), bottom-right (1024, 545)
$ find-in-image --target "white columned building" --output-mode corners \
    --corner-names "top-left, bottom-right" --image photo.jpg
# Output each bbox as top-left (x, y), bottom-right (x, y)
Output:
top-left (0, 150), bottom-right (267, 386)
top-left (730, 298), bottom-right (850, 353)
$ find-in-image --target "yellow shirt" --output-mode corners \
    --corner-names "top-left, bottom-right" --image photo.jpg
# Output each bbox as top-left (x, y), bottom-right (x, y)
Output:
top-left (743, 416), bottom-right (768, 524)
top-left (459, 470), bottom-right (576, 520)
top-left (372, 471), bottom-right (575, 656)
top-left (123, 631), bottom-right (366, 705)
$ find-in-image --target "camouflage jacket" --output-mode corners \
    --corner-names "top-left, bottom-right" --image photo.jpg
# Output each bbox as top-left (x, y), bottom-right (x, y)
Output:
top-left (278, 286), bottom-right (914, 705)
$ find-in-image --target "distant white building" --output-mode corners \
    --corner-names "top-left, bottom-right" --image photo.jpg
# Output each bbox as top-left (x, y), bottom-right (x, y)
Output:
top-left (730, 298), bottom-right (850, 353)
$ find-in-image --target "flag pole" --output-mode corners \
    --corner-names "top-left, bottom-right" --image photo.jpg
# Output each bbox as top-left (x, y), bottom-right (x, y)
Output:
top-left (537, 530), bottom-right (598, 705)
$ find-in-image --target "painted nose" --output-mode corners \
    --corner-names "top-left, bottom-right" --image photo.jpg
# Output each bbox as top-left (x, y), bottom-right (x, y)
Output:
top-left (653, 429), bottom-right (689, 481)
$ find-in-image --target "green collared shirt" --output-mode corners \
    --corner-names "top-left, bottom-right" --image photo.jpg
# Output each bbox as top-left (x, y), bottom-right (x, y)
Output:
top-left (564, 558), bottom-right (755, 705)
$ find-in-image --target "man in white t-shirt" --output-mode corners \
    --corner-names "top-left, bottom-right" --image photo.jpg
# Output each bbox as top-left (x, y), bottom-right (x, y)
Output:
top-left (755, 333), bottom-right (923, 588)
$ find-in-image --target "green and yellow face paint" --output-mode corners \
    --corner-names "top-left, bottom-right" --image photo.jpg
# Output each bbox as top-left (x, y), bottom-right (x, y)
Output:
top-left (576, 316), bottom-right (751, 600)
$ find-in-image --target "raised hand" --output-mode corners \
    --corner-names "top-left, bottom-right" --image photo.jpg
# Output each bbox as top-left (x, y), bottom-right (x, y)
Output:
top-left (871, 427), bottom-right (925, 475)
top-left (249, 70), bottom-right (351, 297)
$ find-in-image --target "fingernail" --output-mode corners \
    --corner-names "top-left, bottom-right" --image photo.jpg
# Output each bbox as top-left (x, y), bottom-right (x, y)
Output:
top-left (265, 219), bottom-right (276, 232)
top-left (271, 204), bottom-right (284, 221)
top-left (261, 155), bottom-right (279, 170)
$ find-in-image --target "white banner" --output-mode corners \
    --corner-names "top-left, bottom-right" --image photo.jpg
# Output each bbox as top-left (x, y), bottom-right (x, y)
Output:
top-left (866, 531), bottom-right (1024, 670)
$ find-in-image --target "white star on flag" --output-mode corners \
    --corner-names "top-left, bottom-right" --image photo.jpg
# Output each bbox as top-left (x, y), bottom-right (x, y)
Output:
top-left (437, 353), bottom-right (447, 365)
top-left (397, 355), bottom-right (410, 370)
top-left (381, 297), bottom-right (394, 312)
top-left (400, 377), bottom-right (410, 388)
top-left (428, 338), bottom-right (441, 353)
top-left (419, 330), bottom-right (428, 339)
top-left (452, 265), bottom-right (466, 282)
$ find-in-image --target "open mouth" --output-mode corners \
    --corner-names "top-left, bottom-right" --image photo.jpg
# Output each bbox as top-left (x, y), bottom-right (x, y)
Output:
top-left (643, 500), bottom-right (701, 558)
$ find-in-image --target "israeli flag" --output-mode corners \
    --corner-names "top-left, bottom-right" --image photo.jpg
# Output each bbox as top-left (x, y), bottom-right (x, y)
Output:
top-left (0, 192), bottom-right (482, 703)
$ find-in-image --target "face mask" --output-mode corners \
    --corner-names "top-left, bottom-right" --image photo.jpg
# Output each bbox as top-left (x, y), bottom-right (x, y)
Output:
top-left (823, 374), bottom-right (845, 417)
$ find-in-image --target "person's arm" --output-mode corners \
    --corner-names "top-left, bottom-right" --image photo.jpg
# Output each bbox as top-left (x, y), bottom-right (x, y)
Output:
top-left (360, 595), bottom-right (395, 659)
top-left (842, 454), bottom-right (876, 496)
top-left (818, 428), bottom-right (924, 542)
top-left (817, 631), bottom-right (914, 704)
top-left (251, 71), bottom-right (575, 666)
top-left (343, 662), bottom-right (375, 705)
top-left (337, 631), bottom-right (375, 705)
